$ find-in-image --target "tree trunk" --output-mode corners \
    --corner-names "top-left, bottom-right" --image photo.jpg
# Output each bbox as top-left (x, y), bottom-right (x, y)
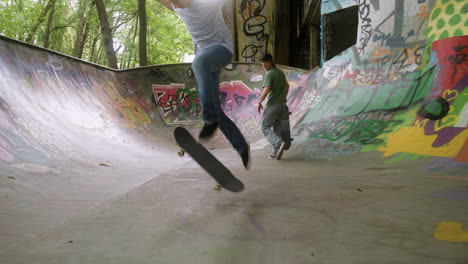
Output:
top-left (26, 0), bottom-right (56, 43)
top-left (73, 0), bottom-right (89, 58)
top-left (43, 0), bottom-right (57, 48)
top-left (138, 0), bottom-right (148, 66)
top-left (89, 34), bottom-right (100, 62)
top-left (95, 0), bottom-right (118, 68)
top-left (131, 16), bottom-right (139, 67)
top-left (122, 15), bottom-right (137, 69)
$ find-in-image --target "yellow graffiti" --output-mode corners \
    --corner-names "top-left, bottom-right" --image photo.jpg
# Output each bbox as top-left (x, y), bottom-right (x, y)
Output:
top-left (434, 222), bottom-right (468, 242)
top-left (379, 126), bottom-right (468, 157)
top-left (443, 89), bottom-right (459, 102)
top-left (434, 114), bottom-right (459, 132)
top-left (96, 80), bottom-right (151, 128)
top-left (425, 1), bottom-right (466, 42)
top-left (414, 118), bottom-right (429, 128)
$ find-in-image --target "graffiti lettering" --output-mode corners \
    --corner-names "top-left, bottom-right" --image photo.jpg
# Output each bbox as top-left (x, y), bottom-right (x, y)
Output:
top-left (357, 0), bottom-right (372, 55)
top-left (239, 0), bottom-right (270, 62)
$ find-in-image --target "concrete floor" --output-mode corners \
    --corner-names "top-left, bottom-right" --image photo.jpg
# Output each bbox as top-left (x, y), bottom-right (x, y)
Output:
top-left (2, 146), bottom-right (467, 264)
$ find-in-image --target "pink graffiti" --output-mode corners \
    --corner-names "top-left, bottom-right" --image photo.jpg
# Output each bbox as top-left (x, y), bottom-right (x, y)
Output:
top-left (219, 81), bottom-right (261, 121)
top-left (153, 81), bottom-right (261, 124)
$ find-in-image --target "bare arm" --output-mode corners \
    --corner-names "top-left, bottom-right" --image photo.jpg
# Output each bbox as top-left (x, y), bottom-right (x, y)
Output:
top-left (257, 86), bottom-right (271, 113)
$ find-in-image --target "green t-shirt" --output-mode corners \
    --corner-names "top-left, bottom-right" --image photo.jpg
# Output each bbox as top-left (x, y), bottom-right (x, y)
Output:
top-left (263, 67), bottom-right (287, 106)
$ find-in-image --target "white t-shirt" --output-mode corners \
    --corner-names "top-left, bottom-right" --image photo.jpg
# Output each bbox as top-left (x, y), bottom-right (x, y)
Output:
top-left (174, 0), bottom-right (233, 55)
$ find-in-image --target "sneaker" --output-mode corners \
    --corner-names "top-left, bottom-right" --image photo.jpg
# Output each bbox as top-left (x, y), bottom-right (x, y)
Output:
top-left (198, 122), bottom-right (218, 142)
top-left (271, 142), bottom-right (282, 157)
top-left (275, 143), bottom-right (286, 160)
top-left (239, 144), bottom-right (251, 170)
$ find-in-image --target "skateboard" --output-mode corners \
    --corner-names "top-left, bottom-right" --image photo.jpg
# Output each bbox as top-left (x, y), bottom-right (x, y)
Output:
top-left (174, 127), bottom-right (244, 192)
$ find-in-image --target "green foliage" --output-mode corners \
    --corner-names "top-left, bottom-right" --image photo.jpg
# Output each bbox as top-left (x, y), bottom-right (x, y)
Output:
top-left (0, 0), bottom-right (194, 68)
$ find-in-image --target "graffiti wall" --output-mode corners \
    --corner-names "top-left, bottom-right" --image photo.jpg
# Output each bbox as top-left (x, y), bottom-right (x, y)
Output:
top-left (236, 0), bottom-right (275, 62)
top-left (298, 0), bottom-right (467, 164)
top-left (151, 64), bottom-right (310, 144)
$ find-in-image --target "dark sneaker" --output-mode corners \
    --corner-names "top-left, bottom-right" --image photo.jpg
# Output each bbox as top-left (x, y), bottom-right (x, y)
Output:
top-left (198, 122), bottom-right (218, 142)
top-left (239, 144), bottom-right (251, 170)
top-left (275, 142), bottom-right (286, 160)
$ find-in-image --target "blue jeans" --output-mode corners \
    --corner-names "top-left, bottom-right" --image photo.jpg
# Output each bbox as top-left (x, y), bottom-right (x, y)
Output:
top-left (191, 45), bottom-right (248, 153)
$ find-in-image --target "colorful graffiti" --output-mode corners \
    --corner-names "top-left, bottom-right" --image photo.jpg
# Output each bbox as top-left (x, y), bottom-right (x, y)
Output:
top-left (288, 0), bottom-right (467, 166)
top-left (424, 0), bottom-right (466, 44)
top-left (153, 80), bottom-right (262, 125)
top-left (94, 79), bottom-right (152, 129)
top-left (377, 36), bottom-right (468, 160)
top-left (152, 65), bottom-right (309, 137)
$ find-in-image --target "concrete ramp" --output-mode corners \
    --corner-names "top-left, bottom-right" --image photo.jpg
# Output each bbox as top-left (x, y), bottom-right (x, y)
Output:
top-left (0, 0), bottom-right (467, 261)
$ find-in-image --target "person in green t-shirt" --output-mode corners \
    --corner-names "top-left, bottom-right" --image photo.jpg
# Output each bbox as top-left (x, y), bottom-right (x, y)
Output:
top-left (257, 54), bottom-right (292, 159)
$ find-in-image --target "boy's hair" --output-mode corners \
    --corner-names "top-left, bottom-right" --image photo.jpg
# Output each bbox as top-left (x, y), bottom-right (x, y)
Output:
top-left (260, 53), bottom-right (275, 67)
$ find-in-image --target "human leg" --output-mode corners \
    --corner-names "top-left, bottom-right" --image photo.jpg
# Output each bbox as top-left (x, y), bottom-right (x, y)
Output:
top-left (262, 104), bottom-right (283, 157)
top-left (191, 45), bottom-right (232, 124)
top-left (212, 71), bottom-right (251, 169)
top-left (192, 45), bottom-right (250, 169)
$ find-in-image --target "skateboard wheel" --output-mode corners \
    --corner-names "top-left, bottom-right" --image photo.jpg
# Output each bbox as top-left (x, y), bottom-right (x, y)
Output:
top-left (178, 149), bottom-right (185, 157)
top-left (214, 184), bottom-right (222, 192)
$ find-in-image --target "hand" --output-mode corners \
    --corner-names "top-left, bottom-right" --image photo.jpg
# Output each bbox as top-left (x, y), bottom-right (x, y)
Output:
top-left (257, 103), bottom-right (263, 113)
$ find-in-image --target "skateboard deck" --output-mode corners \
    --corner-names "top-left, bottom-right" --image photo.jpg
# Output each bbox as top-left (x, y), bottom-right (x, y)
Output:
top-left (174, 127), bottom-right (244, 192)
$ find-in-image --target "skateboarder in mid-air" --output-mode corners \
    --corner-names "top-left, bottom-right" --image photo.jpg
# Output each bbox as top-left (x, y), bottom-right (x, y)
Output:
top-left (156, 0), bottom-right (250, 169)
top-left (257, 54), bottom-right (292, 160)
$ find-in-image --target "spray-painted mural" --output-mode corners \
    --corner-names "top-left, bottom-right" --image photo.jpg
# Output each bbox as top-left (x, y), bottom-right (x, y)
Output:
top-left (307, 0), bottom-right (468, 164)
top-left (152, 64), bottom-right (309, 141)
top-left (236, 0), bottom-right (275, 62)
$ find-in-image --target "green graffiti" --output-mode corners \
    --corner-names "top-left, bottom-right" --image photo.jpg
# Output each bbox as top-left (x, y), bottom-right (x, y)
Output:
top-left (440, 30), bottom-right (450, 39)
top-left (304, 67), bottom-right (435, 123)
top-left (310, 119), bottom-right (403, 146)
top-left (454, 29), bottom-right (464, 36)
top-left (385, 153), bottom-right (430, 164)
top-left (449, 14), bottom-right (462, 26)
top-left (431, 8), bottom-right (442, 21)
top-left (445, 4), bottom-right (455, 15)
top-left (176, 88), bottom-right (202, 120)
top-left (437, 18), bottom-right (446, 29)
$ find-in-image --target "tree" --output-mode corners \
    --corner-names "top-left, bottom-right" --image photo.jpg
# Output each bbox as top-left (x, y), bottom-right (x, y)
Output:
top-left (43, 0), bottom-right (58, 48)
top-left (0, 0), bottom-right (194, 67)
top-left (138, 0), bottom-right (148, 66)
top-left (94, 0), bottom-right (118, 68)
top-left (73, 0), bottom-right (92, 58)
top-left (26, 0), bottom-right (57, 43)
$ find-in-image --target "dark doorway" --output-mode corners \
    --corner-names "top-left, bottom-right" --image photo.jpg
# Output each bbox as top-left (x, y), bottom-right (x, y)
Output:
top-left (322, 5), bottom-right (359, 62)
